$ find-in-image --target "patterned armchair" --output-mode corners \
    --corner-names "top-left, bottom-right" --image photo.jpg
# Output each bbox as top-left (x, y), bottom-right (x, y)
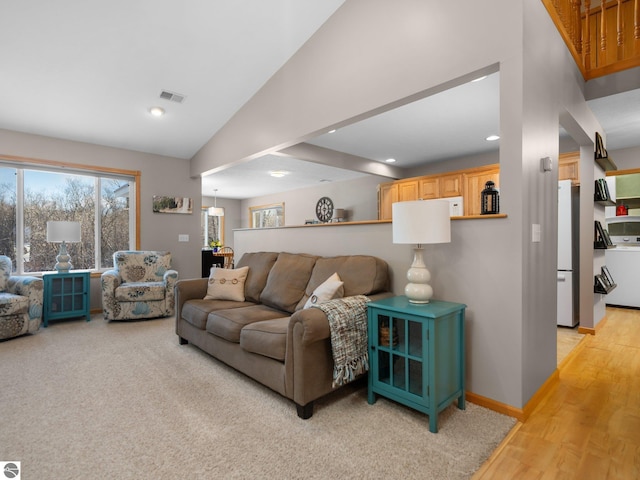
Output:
top-left (0, 255), bottom-right (44, 340)
top-left (101, 251), bottom-right (178, 321)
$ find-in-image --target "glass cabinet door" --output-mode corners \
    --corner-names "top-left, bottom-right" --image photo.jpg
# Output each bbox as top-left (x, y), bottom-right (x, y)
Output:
top-left (373, 311), bottom-right (426, 399)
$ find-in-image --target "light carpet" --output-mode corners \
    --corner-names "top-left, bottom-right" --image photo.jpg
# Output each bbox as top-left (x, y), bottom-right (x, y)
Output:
top-left (0, 315), bottom-right (515, 479)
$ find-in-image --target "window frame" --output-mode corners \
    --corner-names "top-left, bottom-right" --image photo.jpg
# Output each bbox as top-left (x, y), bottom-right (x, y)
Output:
top-left (1, 154), bottom-right (141, 274)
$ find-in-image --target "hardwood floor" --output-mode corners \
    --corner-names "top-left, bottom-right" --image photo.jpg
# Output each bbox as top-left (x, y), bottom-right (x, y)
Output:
top-left (473, 307), bottom-right (640, 479)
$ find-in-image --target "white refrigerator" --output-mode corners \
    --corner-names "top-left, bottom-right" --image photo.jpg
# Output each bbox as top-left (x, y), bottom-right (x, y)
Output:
top-left (557, 180), bottom-right (578, 327)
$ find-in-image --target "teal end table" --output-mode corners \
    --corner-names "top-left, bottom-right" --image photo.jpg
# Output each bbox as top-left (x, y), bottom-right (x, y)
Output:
top-left (367, 295), bottom-right (466, 433)
top-left (43, 271), bottom-right (91, 327)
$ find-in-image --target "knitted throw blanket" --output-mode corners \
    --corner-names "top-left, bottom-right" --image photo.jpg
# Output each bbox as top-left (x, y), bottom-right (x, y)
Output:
top-left (312, 295), bottom-right (370, 388)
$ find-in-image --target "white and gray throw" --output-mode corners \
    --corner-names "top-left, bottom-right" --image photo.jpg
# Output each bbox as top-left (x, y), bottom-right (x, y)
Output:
top-left (312, 295), bottom-right (370, 388)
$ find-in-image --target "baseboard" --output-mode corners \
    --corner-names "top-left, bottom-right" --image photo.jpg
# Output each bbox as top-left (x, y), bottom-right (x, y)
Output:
top-left (467, 368), bottom-right (560, 422)
top-left (578, 312), bottom-right (609, 335)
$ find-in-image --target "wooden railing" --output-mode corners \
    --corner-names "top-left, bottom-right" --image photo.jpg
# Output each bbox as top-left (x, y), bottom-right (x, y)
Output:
top-left (542, 0), bottom-right (640, 79)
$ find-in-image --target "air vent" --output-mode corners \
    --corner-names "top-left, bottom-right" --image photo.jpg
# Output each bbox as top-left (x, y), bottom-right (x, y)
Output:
top-left (159, 90), bottom-right (186, 103)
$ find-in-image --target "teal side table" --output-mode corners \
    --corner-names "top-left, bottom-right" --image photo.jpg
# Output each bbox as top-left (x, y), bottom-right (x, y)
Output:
top-left (43, 271), bottom-right (91, 327)
top-left (367, 295), bottom-right (466, 433)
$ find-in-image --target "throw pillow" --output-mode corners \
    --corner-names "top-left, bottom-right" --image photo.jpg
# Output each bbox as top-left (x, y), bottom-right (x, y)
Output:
top-left (204, 266), bottom-right (249, 302)
top-left (303, 272), bottom-right (344, 309)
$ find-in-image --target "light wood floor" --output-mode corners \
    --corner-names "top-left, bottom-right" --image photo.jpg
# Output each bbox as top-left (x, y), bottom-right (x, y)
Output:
top-left (474, 307), bottom-right (640, 480)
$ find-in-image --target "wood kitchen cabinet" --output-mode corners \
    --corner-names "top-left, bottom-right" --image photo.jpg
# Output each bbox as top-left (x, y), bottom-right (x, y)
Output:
top-left (463, 164), bottom-right (500, 216)
top-left (398, 180), bottom-right (419, 202)
top-left (439, 173), bottom-right (463, 197)
top-left (378, 182), bottom-right (398, 220)
top-left (418, 177), bottom-right (439, 199)
top-left (559, 152), bottom-right (580, 185)
top-left (377, 164), bottom-right (499, 219)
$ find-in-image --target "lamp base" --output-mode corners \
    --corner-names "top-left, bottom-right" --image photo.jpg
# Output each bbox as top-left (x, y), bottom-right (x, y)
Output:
top-left (404, 246), bottom-right (433, 304)
top-left (54, 241), bottom-right (73, 273)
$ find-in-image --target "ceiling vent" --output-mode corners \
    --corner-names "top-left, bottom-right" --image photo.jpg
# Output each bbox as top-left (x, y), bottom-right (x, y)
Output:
top-left (159, 90), bottom-right (186, 103)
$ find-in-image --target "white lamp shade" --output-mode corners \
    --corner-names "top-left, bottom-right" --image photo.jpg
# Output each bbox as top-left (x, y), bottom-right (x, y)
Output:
top-left (208, 206), bottom-right (224, 216)
top-left (46, 221), bottom-right (81, 243)
top-left (392, 200), bottom-right (451, 244)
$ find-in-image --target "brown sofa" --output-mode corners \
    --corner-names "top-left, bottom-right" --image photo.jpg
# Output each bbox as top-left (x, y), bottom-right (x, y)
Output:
top-left (175, 251), bottom-right (392, 418)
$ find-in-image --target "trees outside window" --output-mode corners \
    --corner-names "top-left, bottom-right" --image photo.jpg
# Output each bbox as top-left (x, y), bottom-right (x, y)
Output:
top-left (0, 164), bottom-right (134, 273)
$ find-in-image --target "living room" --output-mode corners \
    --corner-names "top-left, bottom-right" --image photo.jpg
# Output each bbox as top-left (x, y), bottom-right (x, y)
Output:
top-left (2, 1), bottom-right (640, 478)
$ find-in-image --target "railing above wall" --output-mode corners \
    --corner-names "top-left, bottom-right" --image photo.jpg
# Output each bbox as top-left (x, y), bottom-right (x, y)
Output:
top-left (542, 0), bottom-right (640, 79)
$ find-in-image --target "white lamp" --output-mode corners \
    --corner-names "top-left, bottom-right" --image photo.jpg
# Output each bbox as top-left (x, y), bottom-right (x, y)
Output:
top-left (208, 189), bottom-right (224, 216)
top-left (46, 221), bottom-right (81, 273)
top-left (392, 200), bottom-right (451, 303)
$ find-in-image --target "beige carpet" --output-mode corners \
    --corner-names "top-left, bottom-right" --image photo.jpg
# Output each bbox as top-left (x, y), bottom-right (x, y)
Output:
top-left (0, 315), bottom-right (515, 479)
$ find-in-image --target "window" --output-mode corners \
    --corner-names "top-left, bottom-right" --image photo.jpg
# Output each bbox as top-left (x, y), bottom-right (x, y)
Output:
top-left (249, 203), bottom-right (284, 228)
top-left (0, 157), bottom-right (139, 273)
top-left (201, 207), bottom-right (224, 248)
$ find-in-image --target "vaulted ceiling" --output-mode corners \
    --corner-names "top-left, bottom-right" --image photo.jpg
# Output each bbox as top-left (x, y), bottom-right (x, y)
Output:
top-left (2, 2), bottom-right (638, 200)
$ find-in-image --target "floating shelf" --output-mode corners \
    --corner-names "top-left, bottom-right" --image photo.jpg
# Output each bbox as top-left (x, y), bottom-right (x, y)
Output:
top-left (595, 156), bottom-right (617, 172)
top-left (594, 281), bottom-right (617, 295)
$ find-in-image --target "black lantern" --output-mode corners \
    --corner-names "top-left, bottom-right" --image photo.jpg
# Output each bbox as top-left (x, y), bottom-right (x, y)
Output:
top-left (481, 181), bottom-right (499, 214)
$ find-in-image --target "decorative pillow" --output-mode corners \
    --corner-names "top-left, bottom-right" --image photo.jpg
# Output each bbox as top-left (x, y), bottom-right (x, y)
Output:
top-left (204, 266), bottom-right (249, 302)
top-left (303, 272), bottom-right (344, 309)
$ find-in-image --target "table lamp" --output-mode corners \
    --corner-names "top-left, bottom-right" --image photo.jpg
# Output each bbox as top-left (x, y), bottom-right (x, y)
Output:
top-left (392, 200), bottom-right (451, 303)
top-left (46, 221), bottom-right (81, 272)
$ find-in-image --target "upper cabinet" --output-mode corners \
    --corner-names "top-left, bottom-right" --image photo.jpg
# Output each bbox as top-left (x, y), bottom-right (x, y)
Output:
top-left (439, 173), bottom-right (463, 197)
top-left (462, 165), bottom-right (500, 216)
top-left (398, 180), bottom-right (419, 202)
top-left (378, 164), bottom-right (498, 219)
top-left (378, 183), bottom-right (398, 220)
top-left (418, 177), bottom-right (439, 199)
top-left (559, 152), bottom-right (580, 185)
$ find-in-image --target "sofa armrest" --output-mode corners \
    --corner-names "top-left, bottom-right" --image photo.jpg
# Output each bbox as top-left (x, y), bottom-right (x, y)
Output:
top-left (175, 278), bottom-right (209, 320)
top-left (288, 291), bottom-right (394, 346)
top-left (101, 269), bottom-right (122, 296)
top-left (7, 276), bottom-right (44, 320)
top-left (288, 307), bottom-right (331, 345)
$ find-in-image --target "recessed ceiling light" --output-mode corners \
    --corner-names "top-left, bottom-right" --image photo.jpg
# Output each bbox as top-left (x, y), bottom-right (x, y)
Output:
top-left (328, 129), bottom-right (337, 134)
top-left (269, 171), bottom-right (288, 178)
top-left (486, 135), bottom-right (500, 141)
top-left (385, 158), bottom-right (397, 163)
top-left (149, 106), bottom-right (165, 117)
top-left (472, 75), bottom-right (487, 82)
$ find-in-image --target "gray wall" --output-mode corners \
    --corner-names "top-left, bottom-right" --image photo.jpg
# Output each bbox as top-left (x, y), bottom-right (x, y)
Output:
top-left (0, 128), bottom-right (203, 307)
top-left (194, 0), bottom-right (606, 411)
top-left (238, 175), bottom-right (384, 227)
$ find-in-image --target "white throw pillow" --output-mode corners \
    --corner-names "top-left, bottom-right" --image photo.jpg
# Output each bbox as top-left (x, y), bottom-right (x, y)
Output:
top-left (303, 272), bottom-right (344, 309)
top-left (204, 266), bottom-right (249, 302)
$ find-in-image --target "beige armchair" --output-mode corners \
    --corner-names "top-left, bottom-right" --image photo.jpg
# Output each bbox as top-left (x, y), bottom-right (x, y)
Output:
top-left (101, 251), bottom-right (178, 321)
top-left (0, 255), bottom-right (44, 340)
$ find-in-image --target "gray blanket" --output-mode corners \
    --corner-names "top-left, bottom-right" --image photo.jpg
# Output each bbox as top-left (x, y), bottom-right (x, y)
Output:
top-left (312, 295), bottom-right (370, 388)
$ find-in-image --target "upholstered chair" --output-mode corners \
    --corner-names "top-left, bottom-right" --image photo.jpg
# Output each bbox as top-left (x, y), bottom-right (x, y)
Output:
top-left (101, 251), bottom-right (178, 321)
top-left (0, 255), bottom-right (44, 340)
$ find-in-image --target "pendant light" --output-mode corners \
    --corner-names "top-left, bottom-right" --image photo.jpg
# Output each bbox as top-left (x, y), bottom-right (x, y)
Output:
top-left (208, 189), bottom-right (224, 216)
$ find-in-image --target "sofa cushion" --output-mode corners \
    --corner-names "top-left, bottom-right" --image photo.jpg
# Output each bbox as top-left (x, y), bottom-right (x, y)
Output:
top-left (115, 282), bottom-right (166, 302)
top-left (240, 317), bottom-right (289, 361)
top-left (114, 251), bottom-right (172, 283)
top-left (260, 252), bottom-right (317, 313)
top-left (204, 266), bottom-right (249, 302)
top-left (0, 292), bottom-right (29, 316)
top-left (303, 272), bottom-right (344, 309)
top-left (206, 304), bottom-right (289, 343)
top-left (182, 298), bottom-right (256, 330)
top-left (235, 252), bottom-right (279, 303)
top-left (297, 255), bottom-right (389, 310)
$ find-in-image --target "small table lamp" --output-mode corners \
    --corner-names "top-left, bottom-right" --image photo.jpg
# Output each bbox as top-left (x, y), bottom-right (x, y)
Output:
top-left (47, 221), bottom-right (81, 272)
top-left (392, 200), bottom-right (451, 303)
